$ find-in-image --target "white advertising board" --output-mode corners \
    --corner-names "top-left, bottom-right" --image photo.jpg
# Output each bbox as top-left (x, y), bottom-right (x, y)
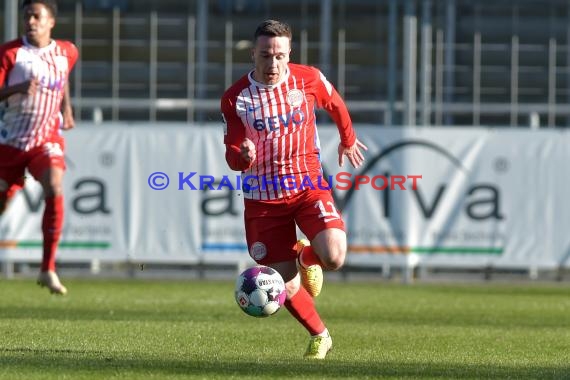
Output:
top-left (1, 124), bottom-right (569, 271)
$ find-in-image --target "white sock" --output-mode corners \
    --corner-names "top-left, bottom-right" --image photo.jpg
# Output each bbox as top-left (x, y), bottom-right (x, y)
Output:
top-left (316, 328), bottom-right (329, 338)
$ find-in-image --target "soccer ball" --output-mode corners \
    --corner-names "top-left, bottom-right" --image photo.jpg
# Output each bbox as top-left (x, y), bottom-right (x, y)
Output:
top-left (234, 265), bottom-right (286, 318)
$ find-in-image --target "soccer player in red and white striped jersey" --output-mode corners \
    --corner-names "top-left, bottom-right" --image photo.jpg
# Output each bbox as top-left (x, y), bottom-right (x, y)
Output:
top-left (221, 19), bottom-right (367, 359)
top-left (0, 0), bottom-right (78, 295)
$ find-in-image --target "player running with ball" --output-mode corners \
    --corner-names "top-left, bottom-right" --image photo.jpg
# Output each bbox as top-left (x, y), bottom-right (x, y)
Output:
top-left (221, 19), bottom-right (367, 359)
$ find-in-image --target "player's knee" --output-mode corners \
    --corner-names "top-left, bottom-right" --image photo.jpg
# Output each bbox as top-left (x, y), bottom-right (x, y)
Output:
top-left (312, 229), bottom-right (347, 270)
top-left (44, 187), bottom-right (62, 198)
top-left (319, 244), bottom-right (346, 271)
top-left (321, 254), bottom-right (345, 271)
top-left (42, 182), bottom-right (63, 197)
top-left (39, 168), bottom-right (65, 197)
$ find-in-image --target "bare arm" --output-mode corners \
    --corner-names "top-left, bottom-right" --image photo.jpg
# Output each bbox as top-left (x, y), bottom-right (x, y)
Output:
top-left (321, 83), bottom-right (368, 168)
top-left (60, 82), bottom-right (75, 130)
top-left (0, 78), bottom-right (39, 102)
top-left (221, 95), bottom-right (255, 171)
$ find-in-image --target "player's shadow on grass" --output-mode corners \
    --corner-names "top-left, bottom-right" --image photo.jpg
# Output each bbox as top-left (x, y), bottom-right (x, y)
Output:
top-left (0, 305), bottom-right (228, 323)
top-left (0, 351), bottom-right (568, 379)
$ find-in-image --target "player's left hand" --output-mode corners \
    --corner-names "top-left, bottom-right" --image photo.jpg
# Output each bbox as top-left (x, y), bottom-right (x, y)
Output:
top-left (338, 138), bottom-right (368, 168)
top-left (61, 107), bottom-right (75, 130)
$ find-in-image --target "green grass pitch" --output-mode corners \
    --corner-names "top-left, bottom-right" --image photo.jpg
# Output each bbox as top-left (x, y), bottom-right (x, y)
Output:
top-left (0, 277), bottom-right (569, 379)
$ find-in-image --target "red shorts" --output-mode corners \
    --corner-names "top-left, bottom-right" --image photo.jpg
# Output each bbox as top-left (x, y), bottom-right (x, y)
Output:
top-left (244, 188), bottom-right (345, 265)
top-left (0, 136), bottom-right (66, 192)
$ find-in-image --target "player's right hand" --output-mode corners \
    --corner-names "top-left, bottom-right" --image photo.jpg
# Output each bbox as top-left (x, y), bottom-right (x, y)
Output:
top-left (61, 107), bottom-right (75, 130)
top-left (20, 78), bottom-right (40, 97)
top-left (240, 138), bottom-right (256, 164)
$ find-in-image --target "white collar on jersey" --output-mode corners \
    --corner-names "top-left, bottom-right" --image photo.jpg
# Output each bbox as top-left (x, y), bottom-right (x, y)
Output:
top-left (248, 67), bottom-right (290, 89)
top-left (22, 36), bottom-right (56, 52)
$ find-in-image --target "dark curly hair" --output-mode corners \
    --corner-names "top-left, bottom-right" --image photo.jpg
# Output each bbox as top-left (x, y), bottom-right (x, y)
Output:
top-left (22, 0), bottom-right (58, 18)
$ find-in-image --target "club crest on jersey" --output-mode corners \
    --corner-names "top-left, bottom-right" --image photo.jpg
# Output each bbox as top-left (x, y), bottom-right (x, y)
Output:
top-left (286, 89), bottom-right (304, 108)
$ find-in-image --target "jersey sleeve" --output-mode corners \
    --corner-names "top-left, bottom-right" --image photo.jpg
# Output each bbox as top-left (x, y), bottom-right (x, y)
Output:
top-left (221, 93), bottom-right (252, 171)
top-left (0, 44), bottom-right (15, 86)
top-left (314, 69), bottom-right (356, 148)
top-left (59, 40), bottom-right (79, 69)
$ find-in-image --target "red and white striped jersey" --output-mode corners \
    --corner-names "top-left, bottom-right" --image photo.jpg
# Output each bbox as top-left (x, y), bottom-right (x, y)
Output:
top-left (0, 37), bottom-right (78, 151)
top-left (221, 63), bottom-right (356, 200)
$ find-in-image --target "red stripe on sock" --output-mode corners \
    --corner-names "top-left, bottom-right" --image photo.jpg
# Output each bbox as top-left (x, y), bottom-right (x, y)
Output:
top-left (284, 286), bottom-right (326, 335)
top-left (41, 195), bottom-right (64, 272)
